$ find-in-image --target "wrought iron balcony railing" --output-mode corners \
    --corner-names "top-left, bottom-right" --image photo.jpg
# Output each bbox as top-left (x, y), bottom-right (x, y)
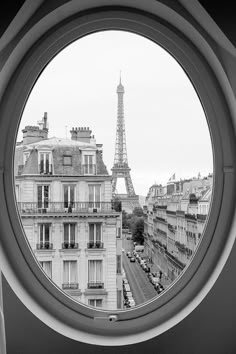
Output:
top-left (62, 283), bottom-right (79, 289)
top-left (17, 202), bottom-right (119, 214)
top-left (62, 242), bottom-right (79, 249)
top-left (36, 242), bottom-right (53, 250)
top-left (87, 282), bottom-right (104, 289)
top-left (87, 241), bottom-right (104, 249)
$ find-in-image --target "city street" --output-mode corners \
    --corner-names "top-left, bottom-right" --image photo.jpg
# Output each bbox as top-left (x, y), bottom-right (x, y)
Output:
top-left (122, 237), bottom-right (157, 305)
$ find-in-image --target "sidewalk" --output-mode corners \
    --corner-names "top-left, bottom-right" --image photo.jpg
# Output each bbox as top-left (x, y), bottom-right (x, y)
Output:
top-left (147, 260), bottom-right (172, 289)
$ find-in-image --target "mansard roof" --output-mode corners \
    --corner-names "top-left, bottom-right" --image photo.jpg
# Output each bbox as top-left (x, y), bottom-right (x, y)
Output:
top-left (15, 136), bottom-right (109, 176)
top-left (32, 136), bottom-right (97, 149)
top-left (198, 187), bottom-right (212, 203)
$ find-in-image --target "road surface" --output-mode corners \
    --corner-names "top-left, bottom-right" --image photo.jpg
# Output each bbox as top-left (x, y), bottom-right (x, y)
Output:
top-left (122, 238), bottom-right (157, 305)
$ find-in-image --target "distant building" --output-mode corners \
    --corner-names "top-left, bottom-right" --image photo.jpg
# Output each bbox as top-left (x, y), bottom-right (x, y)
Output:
top-left (143, 174), bottom-right (213, 281)
top-left (15, 113), bottom-right (123, 310)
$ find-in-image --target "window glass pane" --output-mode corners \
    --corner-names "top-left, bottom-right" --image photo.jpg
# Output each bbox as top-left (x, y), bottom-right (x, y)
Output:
top-left (95, 224), bottom-right (101, 242)
top-left (63, 261), bottom-right (69, 283)
top-left (44, 186), bottom-right (49, 208)
top-left (96, 260), bottom-right (102, 281)
top-left (89, 224), bottom-right (94, 242)
top-left (70, 185), bottom-right (74, 205)
top-left (44, 224), bottom-right (50, 242)
top-left (95, 185), bottom-right (100, 202)
top-left (70, 224), bottom-right (75, 242)
top-left (70, 261), bottom-right (77, 283)
top-left (88, 260), bottom-right (95, 282)
top-left (64, 224), bottom-right (69, 242)
top-left (88, 185), bottom-right (93, 205)
top-left (40, 261), bottom-right (52, 278)
top-left (40, 153), bottom-right (44, 173)
top-left (64, 185), bottom-right (68, 208)
top-left (37, 186), bottom-right (42, 208)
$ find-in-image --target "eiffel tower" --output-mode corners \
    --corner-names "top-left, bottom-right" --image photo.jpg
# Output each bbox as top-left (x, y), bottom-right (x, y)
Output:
top-left (111, 76), bottom-right (140, 212)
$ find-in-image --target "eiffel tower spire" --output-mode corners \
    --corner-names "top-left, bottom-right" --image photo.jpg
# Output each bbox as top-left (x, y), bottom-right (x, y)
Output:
top-left (113, 74), bottom-right (128, 166)
top-left (111, 76), bottom-right (140, 211)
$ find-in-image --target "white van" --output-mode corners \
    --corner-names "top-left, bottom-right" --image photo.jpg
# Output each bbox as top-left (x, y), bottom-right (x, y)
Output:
top-left (135, 245), bottom-right (144, 252)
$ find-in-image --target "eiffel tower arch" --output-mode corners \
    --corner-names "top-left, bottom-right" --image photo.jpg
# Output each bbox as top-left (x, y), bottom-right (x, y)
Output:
top-left (111, 76), bottom-right (140, 213)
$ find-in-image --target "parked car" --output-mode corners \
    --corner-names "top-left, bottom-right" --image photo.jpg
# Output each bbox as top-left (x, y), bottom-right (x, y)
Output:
top-left (142, 264), bottom-right (150, 272)
top-left (155, 283), bottom-right (165, 294)
top-left (140, 259), bottom-right (146, 266)
top-left (148, 271), bottom-right (157, 278)
top-left (122, 278), bottom-right (128, 284)
top-left (130, 257), bottom-right (135, 262)
top-left (151, 277), bottom-right (160, 285)
top-left (127, 253), bottom-right (132, 258)
top-left (129, 299), bottom-right (135, 307)
top-left (135, 245), bottom-right (144, 252)
top-left (124, 284), bottom-right (131, 292)
top-left (137, 256), bottom-right (142, 263)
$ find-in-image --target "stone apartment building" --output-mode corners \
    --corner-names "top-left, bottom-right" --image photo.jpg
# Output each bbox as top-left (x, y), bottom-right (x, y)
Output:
top-left (14, 113), bottom-right (123, 310)
top-left (144, 175), bottom-right (212, 281)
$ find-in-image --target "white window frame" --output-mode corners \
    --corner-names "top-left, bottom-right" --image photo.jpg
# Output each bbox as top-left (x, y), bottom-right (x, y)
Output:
top-left (88, 260), bottom-right (103, 284)
top-left (38, 223), bottom-right (51, 245)
top-left (63, 223), bottom-right (76, 244)
top-left (82, 151), bottom-right (96, 175)
top-left (38, 151), bottom-right (52, 174)
top-left (88, 223), bottom-right (103, 248)
top-left (1, 4), bottom-right (236, 348)
top-left (88, 299), bottom-right (103, 308)
top-left (37, 184), bottom-right (50, 210)
top-left (63, 260), bottom-right (78, 286)
top-left (63, 184), bottom-right (75, 210)
top-left (88, 184), bottom-right (101, 210)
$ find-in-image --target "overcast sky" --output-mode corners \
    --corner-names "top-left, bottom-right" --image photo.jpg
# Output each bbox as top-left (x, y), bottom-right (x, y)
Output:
top-left (18, 31), bottom-right (213, 196)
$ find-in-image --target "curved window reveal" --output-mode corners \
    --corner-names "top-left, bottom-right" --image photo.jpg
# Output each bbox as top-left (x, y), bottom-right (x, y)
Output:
top-left (14, 30), bottom-right (213, 310)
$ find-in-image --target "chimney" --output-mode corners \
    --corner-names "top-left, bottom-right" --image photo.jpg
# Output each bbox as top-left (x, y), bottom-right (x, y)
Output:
top-left (70, 127), bottom-right (92, 143)
top-left (22, 112), bottom-right (49, 145)
top-left (43, 112), bottom-right (48, 130)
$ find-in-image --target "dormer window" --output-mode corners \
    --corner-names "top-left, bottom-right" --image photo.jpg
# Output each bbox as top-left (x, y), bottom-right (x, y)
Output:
top-left (83, 154), bottom-right (96, 175)
top-left (23, 152), bottom-right (30, 165)
top-left (39, 152), bottom-right (52, 174)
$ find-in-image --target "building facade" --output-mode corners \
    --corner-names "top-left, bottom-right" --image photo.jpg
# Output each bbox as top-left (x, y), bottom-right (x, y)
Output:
top-left (15, 114), bottom-right (123, 310)
top-left (144, 175), bottom-right (213, 282)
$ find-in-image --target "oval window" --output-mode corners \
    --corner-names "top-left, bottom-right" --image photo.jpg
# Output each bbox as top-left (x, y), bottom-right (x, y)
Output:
top-left (14, 30), bottom-right (213, 311)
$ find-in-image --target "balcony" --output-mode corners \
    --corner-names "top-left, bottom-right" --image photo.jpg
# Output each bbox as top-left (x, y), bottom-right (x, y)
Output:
top-left (62, 242), bottom-right (79, 249)
top-left (87, 282), bottom-right (104, 289)
top-left (62, 283), bottom-right (79, 289)
top-left (82, 164), bottom-right (96, 175)
top-left (36, 242), bottom-right (53, 250)
top-left (87, 241), bottom-right (104, 249)
top-left (166, 250), bottom-right (185, 270)
top-left (17, 202), bottom-right (119, 215)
